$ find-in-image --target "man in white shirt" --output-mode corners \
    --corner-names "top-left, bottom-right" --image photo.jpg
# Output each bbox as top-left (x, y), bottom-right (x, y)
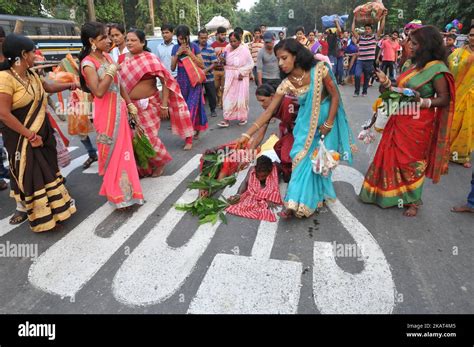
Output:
top-left (156, 24), bottom-right (177, 78)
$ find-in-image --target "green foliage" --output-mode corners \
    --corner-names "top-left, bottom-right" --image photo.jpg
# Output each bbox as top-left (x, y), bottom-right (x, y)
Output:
top-left (175, 196), bottom-right (230, 225)
top-left (132, 128), bottom-right (157, 170)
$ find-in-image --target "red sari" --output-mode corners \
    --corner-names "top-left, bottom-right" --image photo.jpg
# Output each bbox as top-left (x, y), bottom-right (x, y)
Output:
top-left (359, 60), bottom-right (455, 208)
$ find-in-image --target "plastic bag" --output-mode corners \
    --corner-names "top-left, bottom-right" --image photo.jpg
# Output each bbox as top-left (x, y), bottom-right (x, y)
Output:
top-left (53, 131), bottom-right (71, 168)
top-left (321, 14), bottom-right (349, 29)
top-left (374, 103), bottom-right (389, 133)
top-left (311, 138), bottom-right (339, 177)
top-left (358, 128), bottom-right (377, 144)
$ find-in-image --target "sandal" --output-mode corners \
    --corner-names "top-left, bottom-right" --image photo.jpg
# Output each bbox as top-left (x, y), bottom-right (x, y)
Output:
top-left (238, 120), bottom-right (248, 126)
top-left (9, 211), bottom-right (27, 225)
top-left (0, 179), bottom-right (7, 191)
top-left (217, 121), bottom-right (230, 128)
top-left (83, 156), bottom-right (98, 169)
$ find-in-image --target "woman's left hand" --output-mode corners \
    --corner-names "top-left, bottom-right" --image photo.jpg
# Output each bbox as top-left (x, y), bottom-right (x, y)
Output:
top-left (319, 124), bottom-right (331, 137)
top-left (160, 107), bottom-right (169, 119)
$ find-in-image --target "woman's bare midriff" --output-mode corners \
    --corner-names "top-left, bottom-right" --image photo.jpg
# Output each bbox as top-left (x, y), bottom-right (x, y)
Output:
top-left (129, 79), bottom-right (158, 100)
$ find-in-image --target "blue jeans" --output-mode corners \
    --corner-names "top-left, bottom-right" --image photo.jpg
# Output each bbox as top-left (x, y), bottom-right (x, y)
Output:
top-left (355, 59), bottom-right (374, 95)
top-left (80, 135), bottom-right (97, 158)
top-left (0, 137), bottom-right (8, 179)
top-left (335, 56), bottom-right (344, 83)
top-left (468, 172), bottom-right (474, 208)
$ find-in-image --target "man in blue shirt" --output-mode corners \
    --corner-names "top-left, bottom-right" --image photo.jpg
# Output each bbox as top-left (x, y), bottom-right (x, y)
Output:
top-left (156, 24), bottom-right (177, 78)
top-left (197, 29), bottom-right (218, 117)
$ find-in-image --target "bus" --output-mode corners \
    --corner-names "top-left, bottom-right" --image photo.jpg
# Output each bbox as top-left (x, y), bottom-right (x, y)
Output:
top-left (0, 14), bottom-right (81, 61)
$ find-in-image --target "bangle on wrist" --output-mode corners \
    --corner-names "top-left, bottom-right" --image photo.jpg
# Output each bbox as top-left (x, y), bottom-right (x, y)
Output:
top-left (28, 132), bottom-right (37, 142)
top-left (241, 133), bottom-right (251, 140)
top-left (160, 105), bottom-right (169, 110)
top-left (323, 121), bottom-right (334, 129)
top-left (253, 122), bottom-right (261, 130)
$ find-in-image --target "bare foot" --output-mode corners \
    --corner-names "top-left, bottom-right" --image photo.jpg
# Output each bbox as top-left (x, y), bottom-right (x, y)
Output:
top-left (183, 143), bottom-right (192, 151)
top-left (151, 166), bottom-right (165, 177)
top-left (278, 209), bottom-right (294, 219)
top-left (403, 205), bottom-right (419, 217)
top-left (451, 205), bottom-right (474, 213)
top-left (463, 162), bottom-right (472, 168)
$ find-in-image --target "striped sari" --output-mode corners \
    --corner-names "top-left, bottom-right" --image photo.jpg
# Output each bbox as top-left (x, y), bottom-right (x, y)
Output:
top-left (0, 70), bottom-right (76, 232)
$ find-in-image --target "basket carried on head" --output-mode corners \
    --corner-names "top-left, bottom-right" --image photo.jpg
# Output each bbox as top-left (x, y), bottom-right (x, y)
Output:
top-left (353, 1), bottom-right (387, 25)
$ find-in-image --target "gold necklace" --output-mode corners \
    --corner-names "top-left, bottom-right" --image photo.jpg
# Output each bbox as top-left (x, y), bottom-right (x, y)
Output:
top-left (10, 67), bottom-right (30, 90)
top-left (290, 70), bottom-right (306, 86)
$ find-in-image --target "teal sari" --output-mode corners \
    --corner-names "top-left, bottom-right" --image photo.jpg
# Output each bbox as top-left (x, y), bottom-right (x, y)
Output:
top-left (284, 62), bottom-right (354, 217)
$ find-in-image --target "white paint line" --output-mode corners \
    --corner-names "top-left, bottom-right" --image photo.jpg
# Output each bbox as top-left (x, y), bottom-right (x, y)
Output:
top-left (187, 254), bottom-right (302, 314)
top-left (60, 154), bottom-right (89, 178)
top-left (250, 182), bottom-right (287, 260)
top-left (312, 165), bottom-right (395, 314)
top-left (28, 155), bottom-right (201, 299)
top-left (251, 218), bottom-right (279, 260)
top-left (112, 168), bottom-right (249, 306)
top-left (332, 164), bottom-right (364, 193)
top-left (188, 181), bottom-right (303, 314)
top-left (0, 153), bottom-right (89, 238)
top-left (82, 162), bottom-right (99, 174)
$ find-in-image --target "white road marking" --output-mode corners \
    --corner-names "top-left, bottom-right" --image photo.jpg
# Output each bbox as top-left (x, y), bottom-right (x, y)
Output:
top-left (187, 254), bottom-right (302, 314)
top-left (188, 182), bottom-right (303, 314)
top-left (112, 168), bottom-right (249, 306)
top-left (312, 165), bottom-right (395, 313)
top-left (28, 156), bottom-right (201, 299)
top-left (0, 149), bottom-right (83, 238)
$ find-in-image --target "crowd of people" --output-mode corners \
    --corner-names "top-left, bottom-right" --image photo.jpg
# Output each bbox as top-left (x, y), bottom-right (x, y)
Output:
top-left (0, 8), bottom-right (472, 232)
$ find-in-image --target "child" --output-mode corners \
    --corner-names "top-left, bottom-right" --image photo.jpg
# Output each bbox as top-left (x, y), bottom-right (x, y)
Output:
top-left (445, 34), bottom-right (457, 55)
top-left (226, 155), bottom-right (282, 222)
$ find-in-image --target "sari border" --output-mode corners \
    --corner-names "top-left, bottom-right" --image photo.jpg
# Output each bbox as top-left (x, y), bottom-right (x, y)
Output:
top-left (292, 62), bottom-right (324, 169)
top-left (17, 73), bottom-right (45, 193)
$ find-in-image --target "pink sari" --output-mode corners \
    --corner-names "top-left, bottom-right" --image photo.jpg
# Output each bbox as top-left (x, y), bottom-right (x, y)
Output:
top-left (81, 54), bottom-right (144, 208)
top-left (223, 44), bottom-right (254, 121)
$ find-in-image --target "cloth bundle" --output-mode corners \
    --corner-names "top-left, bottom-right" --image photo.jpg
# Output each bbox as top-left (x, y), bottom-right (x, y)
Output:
top-left (353, 1), bottom-right (387, 25)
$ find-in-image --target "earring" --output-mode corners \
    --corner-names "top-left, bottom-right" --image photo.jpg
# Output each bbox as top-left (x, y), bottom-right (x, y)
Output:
top-left (92, 44), bottom-right (97, 52)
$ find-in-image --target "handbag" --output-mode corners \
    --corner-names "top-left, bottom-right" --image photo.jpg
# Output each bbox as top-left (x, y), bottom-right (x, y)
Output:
top-left (181, 55), bottom-right (206, 87)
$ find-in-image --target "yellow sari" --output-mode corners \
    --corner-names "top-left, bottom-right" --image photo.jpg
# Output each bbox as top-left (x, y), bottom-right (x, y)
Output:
top-left (448, 46), bottom-right (474, 164)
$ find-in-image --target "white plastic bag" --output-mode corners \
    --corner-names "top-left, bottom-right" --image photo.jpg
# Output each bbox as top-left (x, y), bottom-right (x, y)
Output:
top-left (53, 131), bottom-right (71, 168)
top-left (311, 137), bottom-right (339, 177)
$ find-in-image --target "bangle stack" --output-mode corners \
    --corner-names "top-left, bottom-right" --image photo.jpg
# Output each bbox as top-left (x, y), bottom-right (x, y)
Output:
top-left (253, 122), bottom-right (261, 130)
top-left (323, 121), bottom-right (334, 129)
top-left (127, 103), bottom-right (138, 115)
top-left (241, 133), bottom-right (251, 140)
top-left (105, 64), bottom-right (118, 79)
top-left (160, 105), bottom-right (169, 110)
top-left (381, 78), bottom-right (391, 88)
